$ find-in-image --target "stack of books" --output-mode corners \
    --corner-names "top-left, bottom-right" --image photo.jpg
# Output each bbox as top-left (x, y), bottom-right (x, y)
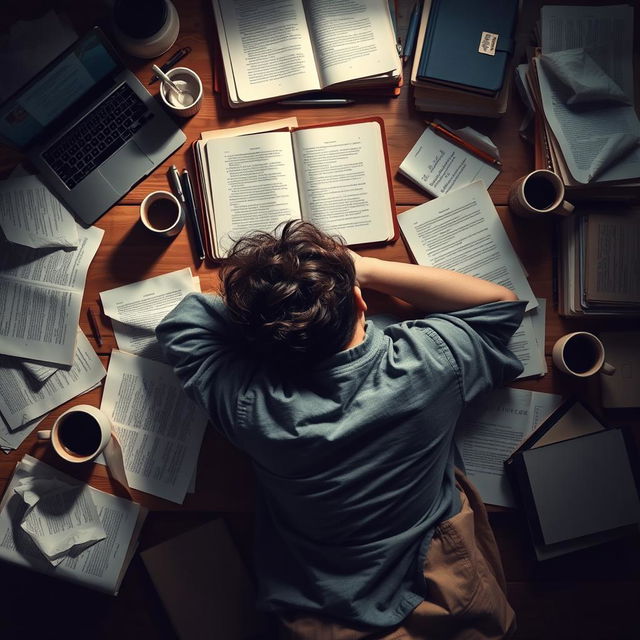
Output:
top-left (524, 4), bottom-right (640, 201)
top-left (410, 0), bottom-right (521, 117)
top-left (211, 0), bottom-right (402, 108)
top-left (556, 208), bottom-right (640, 318)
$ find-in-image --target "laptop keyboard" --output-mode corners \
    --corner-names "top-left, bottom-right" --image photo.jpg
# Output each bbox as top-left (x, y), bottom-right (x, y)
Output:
top-left (42, 84), bottom-right (154, 190)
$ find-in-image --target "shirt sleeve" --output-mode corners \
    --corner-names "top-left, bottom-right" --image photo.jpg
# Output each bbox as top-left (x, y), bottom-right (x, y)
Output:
top-left (155, 293), bottom-right (253, 441)
top-left (417, 300), bottom-right (527, 404)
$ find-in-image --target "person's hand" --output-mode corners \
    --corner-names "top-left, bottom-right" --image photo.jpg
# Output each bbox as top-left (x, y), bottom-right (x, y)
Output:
top-left (348, 249), bottom-right (370, 286)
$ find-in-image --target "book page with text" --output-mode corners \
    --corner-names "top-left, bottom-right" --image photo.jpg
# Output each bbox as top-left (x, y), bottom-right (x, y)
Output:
top-left (305, 0), bottom-right (398, 87)
top-left (216, 0), bottom-right (320, 102)
top-left (292, 121), bottom-right (393, 246)
top-left (206, 131), bottom-right (302, 256)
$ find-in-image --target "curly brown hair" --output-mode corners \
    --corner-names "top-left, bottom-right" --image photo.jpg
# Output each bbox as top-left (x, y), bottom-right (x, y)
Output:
top-left (220, 221), bottom-right (357, 364)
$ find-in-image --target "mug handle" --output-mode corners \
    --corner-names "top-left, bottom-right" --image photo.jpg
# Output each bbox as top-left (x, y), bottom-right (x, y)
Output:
top-left (557, 200), bottom-right (575, 216)
top-left (37, 430), bottom-right (52, 440)
top-left (601, 362), bottom-right (616, 376)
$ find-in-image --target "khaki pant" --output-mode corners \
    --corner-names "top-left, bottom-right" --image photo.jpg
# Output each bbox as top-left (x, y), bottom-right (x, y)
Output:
top-left (280, 470), bottom-right (516, 640)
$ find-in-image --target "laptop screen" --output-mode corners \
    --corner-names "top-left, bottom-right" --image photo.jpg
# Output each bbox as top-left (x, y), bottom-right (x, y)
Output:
top-left (0, 29), bottom-right (120, 149)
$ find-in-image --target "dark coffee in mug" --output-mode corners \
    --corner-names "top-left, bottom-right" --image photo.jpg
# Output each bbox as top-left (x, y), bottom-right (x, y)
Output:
top-left (57, 412), bottom-right (103, 458)
top-left (146, 197), bottom-right (179, 230)
top-left (562, 333), bottom-right (599, 374)
top-left (523, 173), bottom-right (559, 210)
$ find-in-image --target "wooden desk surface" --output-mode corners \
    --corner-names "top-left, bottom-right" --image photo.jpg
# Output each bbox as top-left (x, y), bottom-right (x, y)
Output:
top-left (0, 0), bottom-right (638, 512)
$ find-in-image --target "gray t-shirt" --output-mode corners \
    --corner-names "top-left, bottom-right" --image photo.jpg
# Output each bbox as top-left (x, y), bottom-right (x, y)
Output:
top-left (156, 294), bottom-right (526, 628)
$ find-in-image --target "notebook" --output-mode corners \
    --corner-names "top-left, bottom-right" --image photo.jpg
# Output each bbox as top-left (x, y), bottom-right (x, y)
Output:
top-left (505, 399), bottom-right (640, 560)
top-left (416, 0), bottom-right (519, 95)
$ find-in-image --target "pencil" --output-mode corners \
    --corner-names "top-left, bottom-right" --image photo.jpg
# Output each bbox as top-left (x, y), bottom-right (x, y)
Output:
top-left (87, 308), bottom-right (103, 347)
top-left (402, 2), bottom-right (421, 64)
top-left (424, 120), bottom-right (503, 167)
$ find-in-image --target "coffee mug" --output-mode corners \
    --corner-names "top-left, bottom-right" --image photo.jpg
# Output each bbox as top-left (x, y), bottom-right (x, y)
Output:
top-left (552, 332), bottom-right (616, 378)
top-left (140, 190), bottom-right (185, 237)
top-left (159, 67), bottom-right (203, 118)
top-left (37, 405), bottom-right (112, 463)
top-left (508, 170), bottom-right (574, 218)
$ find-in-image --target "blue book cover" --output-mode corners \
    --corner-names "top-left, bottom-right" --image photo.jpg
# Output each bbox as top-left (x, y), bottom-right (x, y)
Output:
top-left (417, 0), bottom-right (519, 95)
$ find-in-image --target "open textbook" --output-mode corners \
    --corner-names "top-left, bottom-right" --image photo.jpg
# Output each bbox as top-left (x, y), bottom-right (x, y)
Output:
top-left (100, 268), bottom-right (200, 361)
top-left (212, 0), bottom-right (401, 107)
top-left (0, 224), bottom-right (103, 366)
top-left (194, 118), bottom-right (396, 258)
top-left (99, 351), bottom-right (207, 504)
top-left (0, 455), bottom-right (146, 594)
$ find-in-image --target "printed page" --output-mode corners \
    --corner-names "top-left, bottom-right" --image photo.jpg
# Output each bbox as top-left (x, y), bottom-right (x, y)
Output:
top-left (100, 268), bottom-right (198, 361)
top-left (397, 181), bottom-right (537, 311)
top-left (292, 121), bottom-right (393, 245)
top-left (99, 351), bottom-right (207, 504)
top-left (0, 175), bottom-right (78, 249)
top-left (0, 455), bottom-right (143, 595)
top-left (455, 388), bottom-right (534, 508)
top-left (206, 131), bottom-right (302, 256)
top-left (0, 224), bottom-right (103, 365)
top-left (399, 126), bottom-right (500, 197)
top-left (0, 415), bottom-right (45, 452)
top-left (540, 4), bottom-right (634, 100)
top-left (216, 0), bottom-right (320, 102)
top-left (584, 212), bottom-right (640, 304)
top-left (508, 313), bottom-right (545, 379)
top-left (0, 329), bottom-right (106, 430)
top-left (305, 0), bottom-right (398, 87)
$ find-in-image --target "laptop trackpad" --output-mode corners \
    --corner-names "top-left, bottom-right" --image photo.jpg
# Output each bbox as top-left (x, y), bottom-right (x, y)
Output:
top-left (100, 142), bottom-right (154, 192)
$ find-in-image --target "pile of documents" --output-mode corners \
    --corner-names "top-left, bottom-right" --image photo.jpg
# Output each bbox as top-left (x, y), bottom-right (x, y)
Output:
top-left (522, 4), bottom-right (640, 201)
top-left (97, 269), bottom-right (208, 504)
top-left (0, 455), bottom-right (146, 594)
top-left (410, 0), bottom-right (521, 118)
top-left (0, 171), bottom-right (105, 452)
top-left (557, 208), bottom-right (640, 317)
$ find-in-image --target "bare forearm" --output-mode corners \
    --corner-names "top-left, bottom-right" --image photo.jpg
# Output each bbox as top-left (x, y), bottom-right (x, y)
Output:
top-left (355, 256), bottom-right (518, 312)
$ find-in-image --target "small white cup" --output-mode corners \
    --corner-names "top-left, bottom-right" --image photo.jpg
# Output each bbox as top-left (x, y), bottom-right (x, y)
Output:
top-left (37, 405), bottom-right (112, 463)
top-left (140, 190), bottom-right (185, 237)
top-left (508, 169), bottom-right (574, 218)
top-left (159, 66), bottom-right (203, 118)
top-left (552, 331), bottom-right (616, 378)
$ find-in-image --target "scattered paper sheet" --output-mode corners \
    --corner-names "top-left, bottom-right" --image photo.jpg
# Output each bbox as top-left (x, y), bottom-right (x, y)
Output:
top-left (399, 124), bottom-right (500, 197)
top-left (0, 329), bottom-right (106, 430)
top-left (455, 388), bottom-right (563, 507)
top-left (99, 351), bottom-right (207, 504)
top-left (0, 175), bottom-right (78, 249)
top-left (0, 415), bottom-right (45, 452)
top-left (398, 181), bottom-right (538, 311)
top-left (508, 313), bottom-right (545, 379)
top-left (14, 474), bottom-right (106, 566)
top-left (20, 359), bottom-right (62, 384)
top-left (0, 224), bottom-right (103, 365)
top-left (0, 455), bottom-right (146, 595)
top-left (100, 268), bottom-right (200, 361)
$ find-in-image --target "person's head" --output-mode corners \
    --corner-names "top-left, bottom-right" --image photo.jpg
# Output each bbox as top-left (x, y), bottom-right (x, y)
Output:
top-left (221, 221), bottom-right (364, 365)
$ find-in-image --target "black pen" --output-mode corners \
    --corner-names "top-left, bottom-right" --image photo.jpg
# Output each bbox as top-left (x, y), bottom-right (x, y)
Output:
top-left (180, 169), bottom-right (206, 262)
top-left (149, 46), bottom-right (192, 84)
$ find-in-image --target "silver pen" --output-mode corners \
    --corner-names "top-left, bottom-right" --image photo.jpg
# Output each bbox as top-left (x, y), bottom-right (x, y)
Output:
top-left (277, 98), bottom-right (355, 106)
top-left (168, 165), bottom-right (185, 202)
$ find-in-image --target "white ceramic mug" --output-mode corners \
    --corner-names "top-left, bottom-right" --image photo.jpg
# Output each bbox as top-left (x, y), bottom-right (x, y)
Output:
top-left (159, 67), bottom-right (203, 118)
top-left (37, 405), bottom-right (112, 463)
top-left (140, 190), bottom-right (185, 237)
top-left (508, 169), bottom-right (574, 218)
top-left (552, 332), bottom-right (616, 378)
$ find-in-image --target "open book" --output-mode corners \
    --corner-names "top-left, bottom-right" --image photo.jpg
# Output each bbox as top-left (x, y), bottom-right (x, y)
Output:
top-left (212, 0), bottom-right (401, 107)
top-left (193, 118), bottom-right (397, 259)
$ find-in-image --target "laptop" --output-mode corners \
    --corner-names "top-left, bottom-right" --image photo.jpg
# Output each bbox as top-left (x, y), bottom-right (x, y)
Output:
top-left (0, 27), bottom-right (186, 225)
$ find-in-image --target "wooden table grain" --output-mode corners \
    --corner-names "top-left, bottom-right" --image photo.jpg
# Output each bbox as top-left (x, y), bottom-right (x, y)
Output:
top-left (1, 0), bottom-right (638, 512)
